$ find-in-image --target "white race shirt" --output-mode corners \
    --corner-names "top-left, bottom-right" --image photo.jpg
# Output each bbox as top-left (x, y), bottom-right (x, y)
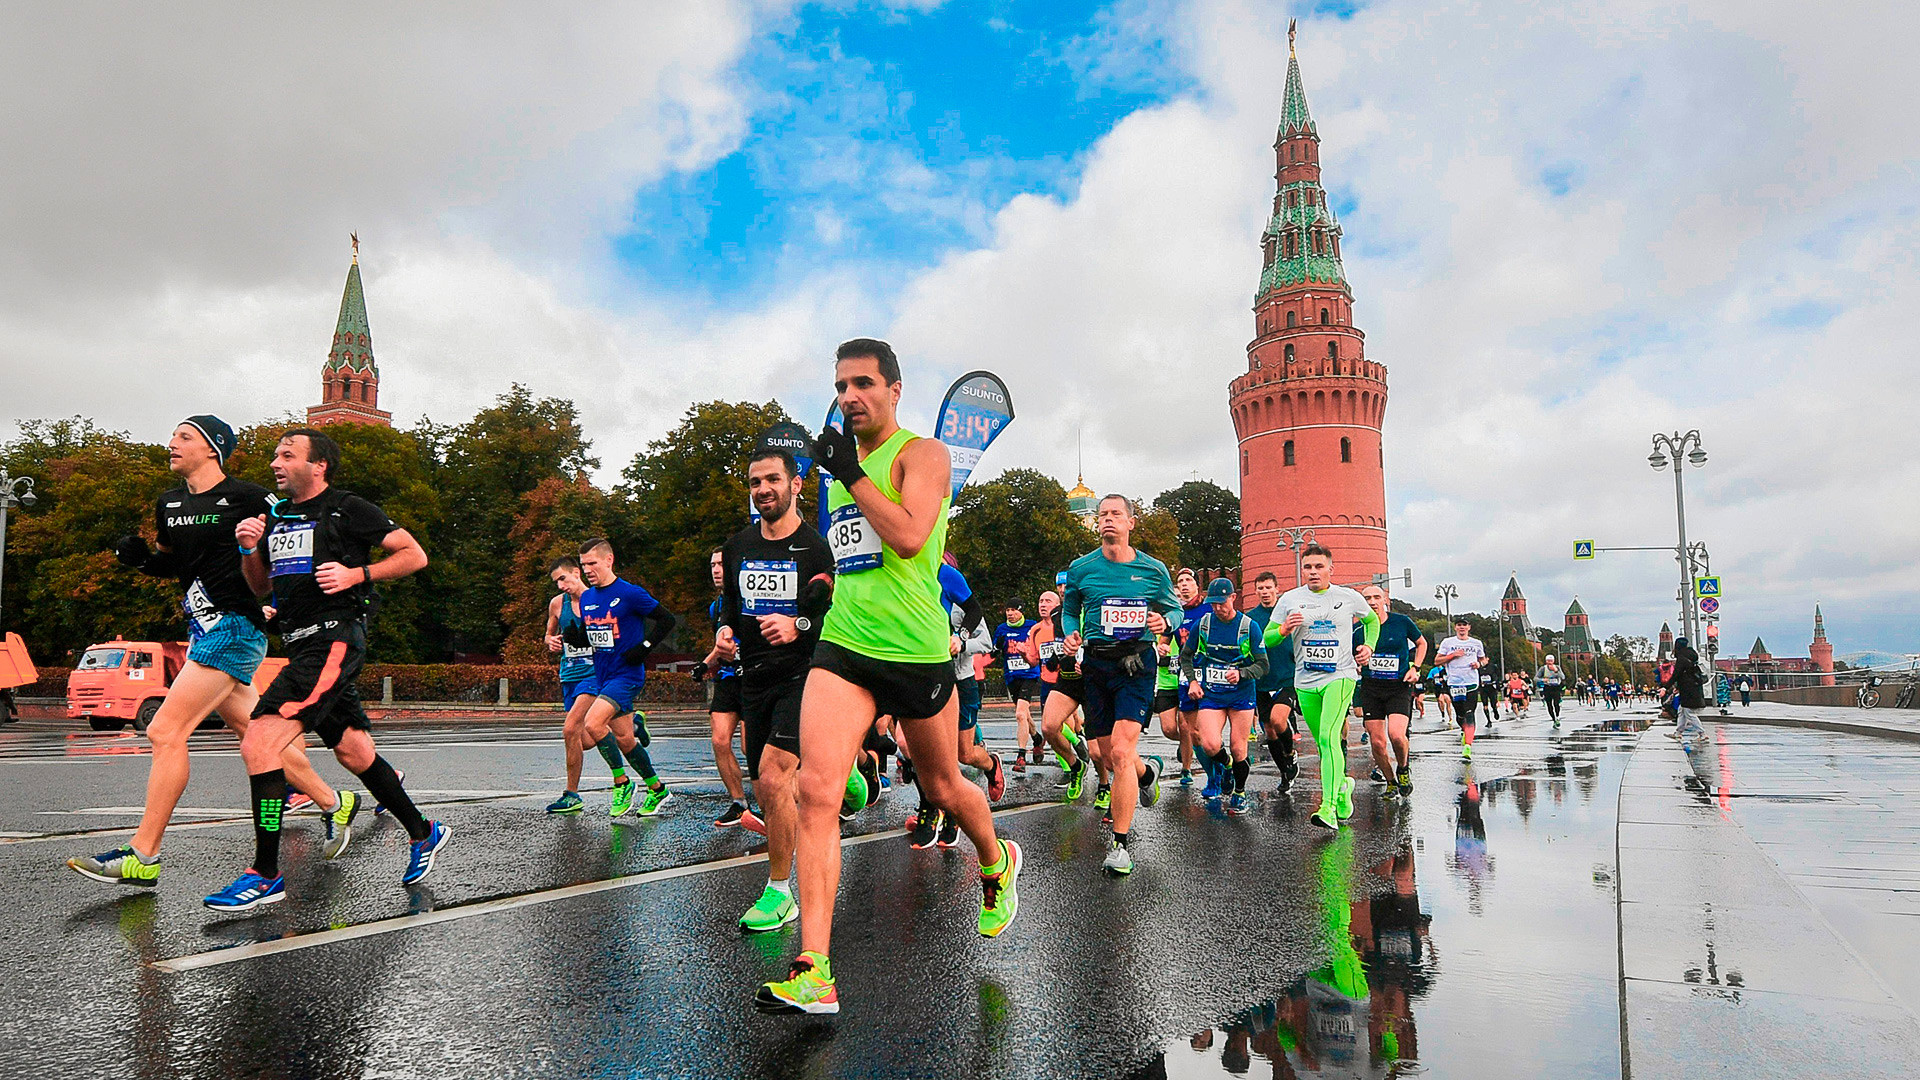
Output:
top-left (1439, 636), bottom-right (1486, 690)
top-left (1276, 584), bottom-right (1370, 689)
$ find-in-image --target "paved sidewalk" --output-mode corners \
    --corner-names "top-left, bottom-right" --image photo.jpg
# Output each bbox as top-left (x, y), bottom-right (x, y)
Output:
top-left (1618, 725), bottom-right (1920, 1078)
top-left (1709, 700), bottom-right (1920, 742)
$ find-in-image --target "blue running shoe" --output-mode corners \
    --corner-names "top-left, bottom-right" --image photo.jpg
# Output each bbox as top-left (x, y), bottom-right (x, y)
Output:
top-left (545, 791), bottom-right (584, 814)
top-left (402, 821), bottom-right (452, 886)
top-left (1179, 769), bottom-right (1193, 788)
top-left (203, 871), bottom-right (284, 913)
top-left (1200, 764), bottom-right (1222, 801)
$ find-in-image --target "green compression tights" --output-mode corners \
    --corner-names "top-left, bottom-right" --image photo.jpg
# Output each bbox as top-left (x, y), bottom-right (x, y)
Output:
top-left (1296, 679), bottom-right (1357, 819)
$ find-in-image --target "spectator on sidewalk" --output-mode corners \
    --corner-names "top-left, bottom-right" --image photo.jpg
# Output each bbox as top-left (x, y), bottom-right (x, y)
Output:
top-left (1737, 677), bottom-right (1752, 707)
top-left (1666, 638), bottom-right (1708, 751)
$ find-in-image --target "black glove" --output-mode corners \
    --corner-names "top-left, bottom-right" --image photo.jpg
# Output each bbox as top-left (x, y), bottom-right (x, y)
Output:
top-left (810, 425), bottom-right (865, 487)
top-left (690, 660), bottom-right (709, 682)
top-left (114, 534), bottom-right (150, 569)
top-left (620, 641), bottom-right (652, 668)
top-left (561, 622), bottom-right (589, 649)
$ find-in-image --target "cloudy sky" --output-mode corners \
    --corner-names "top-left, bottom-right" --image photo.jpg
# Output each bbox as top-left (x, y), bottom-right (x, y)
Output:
top-left (5, 0), bottom-right (1916, 658)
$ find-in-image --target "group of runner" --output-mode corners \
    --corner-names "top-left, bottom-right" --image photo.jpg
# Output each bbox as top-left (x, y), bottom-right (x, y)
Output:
top-left (61, 337), bottom-right (1598, 1017)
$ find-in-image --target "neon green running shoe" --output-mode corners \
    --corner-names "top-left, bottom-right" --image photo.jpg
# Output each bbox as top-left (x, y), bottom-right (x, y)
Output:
top-left (609, 778), bottom-right (638, 817)
top-left (1064, 759), bottom-right (1085, 802)
top-left (740, 884), bottom-right (799, 933)
top-left (842, 759), bottom-right (872, 815)
top-left (1461, 743), bottom-right (1473, 761)
top-left (978, 839), bottom-right (1023, 938)
top-left (1093, 786), bottom-right (1111, 810)
top-left (322, 790), bottom-right (362, 860)
top-left (1335, 776), bottom-right (1356, 820)
top-left (755, 951), bottom-right (838, 1014)
top-left (636, 781), bottom-right (674, 816)
top-left (67, 845), bottom-right (160, 887)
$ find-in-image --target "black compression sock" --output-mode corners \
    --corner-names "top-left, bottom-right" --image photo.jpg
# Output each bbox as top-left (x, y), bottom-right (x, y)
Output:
top-left (250, 770), bottom-right (287, 879)
top-left (356, 755), bottom-right (429, 841)
top-left (1112, 831), bottom-right (1130, 848)
top-left (1233, 759), bottom-right (1251, 793)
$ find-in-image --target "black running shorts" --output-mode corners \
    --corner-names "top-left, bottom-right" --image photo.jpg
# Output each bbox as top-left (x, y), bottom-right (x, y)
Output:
top-left (1006, 678), bottom-right (1040, 703)
top-left (810, 639), bottom-right (955, 722)
top-left (253, 620), bottom-right (372, 749)
top-left (708, 673), bottom-right (743, 714)
top-left (1358, 678), bottom-right (1415, 721)
top-left (741, 670), bottom-right (804, 778)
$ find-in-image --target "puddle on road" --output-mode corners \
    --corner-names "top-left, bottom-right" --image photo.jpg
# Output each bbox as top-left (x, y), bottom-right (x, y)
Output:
top-left (1127, 718), bottom-right (1640, 1080)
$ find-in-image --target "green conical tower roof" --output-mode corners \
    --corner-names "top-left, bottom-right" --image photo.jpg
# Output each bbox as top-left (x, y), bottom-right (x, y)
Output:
top-left (1279, 34), bottom-right (1317, 138)
top-left (325, 256), bottom-right (376, 375)
top-left (1751, 636), bottom-right (1768, 655)
top-left (1256, 25), bottom-right (1347, 299)
top-left (1566, 597), bottom-right (1588, 616)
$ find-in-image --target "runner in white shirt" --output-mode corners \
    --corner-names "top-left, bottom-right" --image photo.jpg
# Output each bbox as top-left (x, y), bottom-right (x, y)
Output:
top-left (1434, 619), bottom-right (1487, 760)
top-left (1272, 545), bottom-right (1378, 832)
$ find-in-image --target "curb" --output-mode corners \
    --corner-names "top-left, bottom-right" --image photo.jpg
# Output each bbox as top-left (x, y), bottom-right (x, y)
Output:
top-left (1705, 712), bottom-right (1920, 745)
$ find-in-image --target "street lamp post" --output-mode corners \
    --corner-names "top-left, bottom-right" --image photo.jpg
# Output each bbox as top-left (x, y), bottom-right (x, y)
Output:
top-left (0, 468), bottom-right (40, 630)
top-left (1649, 431), bottom-right (1708, 652)
top-left (1434, 583), bottom-right (1457, 625)
top-left (1275, 526), bottom-right (1317, 590)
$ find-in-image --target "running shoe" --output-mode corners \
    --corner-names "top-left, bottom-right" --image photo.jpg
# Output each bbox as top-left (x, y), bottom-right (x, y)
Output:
top-left (977, 838), bottom-right (1022, 937)
top-left (1461, 744), bottom-right (1473, 761)
top-left (842, 761), bottom-right (871, 816)
top-left (909, 810), bottom-right (942, 849)
top-left (876, 774), bottom-right (892, 796)
top-left (636, 783), bottom-right (673, 817)
top-left (1093, 785), bottom-right (1111, 811)
top-left (986, 752), bottom-right (1006, 803)
top-left (1179, 768), bottom-right (1193, 788)
top-left (1140, 760), bottom-right (1162, 809)
top-left (715, 802), bottom-right (747, 828)
top-left (1063, 758), bottom-right (1086, 802)
top-left (1200, 765), bottom-right (1222, 801)
top-left (1335, 776), bottom-right (1356, 820)
top-left (67, 845), bottom-right (160, 888)
top-left (545, 791), bottom-right (584, 815)
top-left (1396, 766), bottom-right (1413, 795)
top-left (402, 821), bottom-right (452, 886)
top-left (1102, 840), bottom-right (1133, 876)
top-left (1012, 751), bottom-right (1027, 774)
top-left (756, 951), bottom-right (838, 1015)
top-left (1281, 758), bottom-right (1299, 789)
top-left (321, 790), bottom-right (362, 860)
top-left (1309, 810), bottom-right (1338, 832)
top-left (740, 884), bottom-right (798, 933)
top-left (937, 814), bottom-right (960, 848)
top-left (1360, 731), bottom-right (1370, 746)
top-left (1370, 767), bottom-right (1388, 784)
top-left (203, 870), bottom-right (284, 912)
top-left (609, 779), bottom-right (638, 817)
top-left (373, 769), bottom-right (406, 816)
top-left (285, 791), bottom-right (315, 814)
top-left (632, 710), bottom-right (653, 747)
top-left (1227, 792), bottom-right (1250, 815)
top-left (741, 808), bottom-right (768, 836)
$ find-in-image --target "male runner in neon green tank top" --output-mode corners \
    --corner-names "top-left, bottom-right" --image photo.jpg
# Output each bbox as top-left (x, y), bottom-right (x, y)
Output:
top-left (756, 338), bottom-right (1021, 1016)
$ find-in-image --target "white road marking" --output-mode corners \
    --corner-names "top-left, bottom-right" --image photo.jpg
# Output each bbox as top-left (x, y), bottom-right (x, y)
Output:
top-left (151, 801), bottom-right (1062, 973)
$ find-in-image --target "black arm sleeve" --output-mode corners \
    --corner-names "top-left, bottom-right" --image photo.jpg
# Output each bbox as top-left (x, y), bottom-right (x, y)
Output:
top-left (956, 594), bottom-right (986, 638)
top-left (644, 605), bottom-right (676, 646)
top-left (719, 541), bottom-right (742, 634)
top-left (798, 574), bottom-right (834, 621)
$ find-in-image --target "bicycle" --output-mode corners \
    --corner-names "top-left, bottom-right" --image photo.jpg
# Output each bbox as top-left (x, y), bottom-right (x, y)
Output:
top-left (1859, 677), bottom-right (1882, 709)
top-left (1859, 675), bottom-right (1920, 710)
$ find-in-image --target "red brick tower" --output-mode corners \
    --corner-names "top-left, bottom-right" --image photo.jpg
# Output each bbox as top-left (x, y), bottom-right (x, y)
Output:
top-left (1809, 604), bottom-right (1834, 686)
top-left (307, 235), bottom-right (392, 427)
top-left (1230, 24), bottom-right (1388, 591)
top-left (1562, 597), bottom-right (1596, 665)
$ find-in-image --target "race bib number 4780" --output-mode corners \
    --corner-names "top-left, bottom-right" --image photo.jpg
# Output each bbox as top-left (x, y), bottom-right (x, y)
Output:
top-left (828, 505), bottom-right (883, 574)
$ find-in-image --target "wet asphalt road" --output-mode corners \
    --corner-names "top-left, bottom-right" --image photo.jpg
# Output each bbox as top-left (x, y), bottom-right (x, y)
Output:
top-left (1, 703), bottom-right (1651, 1079)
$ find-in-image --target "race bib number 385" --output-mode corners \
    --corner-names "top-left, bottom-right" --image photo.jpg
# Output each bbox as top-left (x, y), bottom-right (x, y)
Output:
top-left (740, 559), bottom-right (800, 616)
top-left (828, 505), bottom-right (883, 574)
top-left (268, 521), bottom-right (316, 578)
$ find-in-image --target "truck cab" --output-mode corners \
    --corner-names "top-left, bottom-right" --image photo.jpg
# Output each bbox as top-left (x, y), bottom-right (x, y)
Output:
top-left (67, 638), bottom-right (185, 732)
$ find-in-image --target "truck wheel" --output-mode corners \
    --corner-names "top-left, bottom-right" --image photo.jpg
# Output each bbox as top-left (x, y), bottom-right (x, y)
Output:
top-left (88, 717), bottom-right (126, 733)
top-left (134, 699), bottom-right (161, 733)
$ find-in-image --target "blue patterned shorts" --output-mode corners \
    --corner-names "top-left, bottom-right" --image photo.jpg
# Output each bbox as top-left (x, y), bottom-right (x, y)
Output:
top-left (186, 615), bottom-right (269, 683)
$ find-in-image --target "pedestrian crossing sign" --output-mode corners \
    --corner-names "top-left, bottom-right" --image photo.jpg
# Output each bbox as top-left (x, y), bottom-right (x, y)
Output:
top-left (1695, 576), bottom-right (1721, 598)
top-left (1573, 540), bottom-right (1595, 560)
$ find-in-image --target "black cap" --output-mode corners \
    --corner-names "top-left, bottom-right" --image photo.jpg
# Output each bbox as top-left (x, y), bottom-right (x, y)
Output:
top-left (182, 415), bottom-right (236, 465)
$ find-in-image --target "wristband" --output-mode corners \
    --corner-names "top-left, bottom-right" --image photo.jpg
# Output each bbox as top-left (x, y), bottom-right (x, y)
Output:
top-left (238, 545), bottom-right (257, 556)
top-left (363, 565), bottom-right (372, 584)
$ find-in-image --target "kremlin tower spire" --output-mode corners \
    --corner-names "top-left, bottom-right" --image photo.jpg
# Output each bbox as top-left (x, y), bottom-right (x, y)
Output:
top-left (307, 233), bottom-right (393, 427)
top-left (1230, 22), bottom-right (1389, 590)
top-left (1809, 604), bottom-right (1834, 686)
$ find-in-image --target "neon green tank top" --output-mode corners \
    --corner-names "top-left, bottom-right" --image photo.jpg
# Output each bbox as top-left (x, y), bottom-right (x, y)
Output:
top-left (820, 427), bottom-right (951, 663)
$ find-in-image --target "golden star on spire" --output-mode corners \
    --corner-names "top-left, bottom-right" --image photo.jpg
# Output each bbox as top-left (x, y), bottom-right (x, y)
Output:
top-left (350, 231), bottom-right (359, 264)
top-left (1288, 18), bottom-right (1297, 57)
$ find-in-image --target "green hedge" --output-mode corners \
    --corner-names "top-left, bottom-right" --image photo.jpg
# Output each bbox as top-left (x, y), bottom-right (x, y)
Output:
top-left (19, 664), bottom-right (703, 705)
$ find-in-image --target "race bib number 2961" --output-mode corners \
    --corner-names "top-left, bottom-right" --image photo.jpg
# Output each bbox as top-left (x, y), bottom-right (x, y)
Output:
top-left (268, 521), bottom-right (316, 578)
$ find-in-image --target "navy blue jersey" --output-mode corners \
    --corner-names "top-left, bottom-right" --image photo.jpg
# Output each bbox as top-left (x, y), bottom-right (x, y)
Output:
top-left (580, 577), bottom-right (661, 677)
top-left (1360, 612), bottom-right (1423, 680)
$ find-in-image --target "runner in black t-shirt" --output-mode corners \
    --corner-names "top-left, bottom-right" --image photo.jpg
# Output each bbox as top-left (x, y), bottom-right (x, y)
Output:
top-left (206, 428), bottom-right (443, 913)
top-left (721, 446), bottom-right (835, 933)
top-left (67, 416), bottom-right (352, 891)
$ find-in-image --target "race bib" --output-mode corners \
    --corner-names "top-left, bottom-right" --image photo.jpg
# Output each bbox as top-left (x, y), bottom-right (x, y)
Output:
top-left (1038, 639), bottom-right (1064, 660)
top-left (1100, 598), bottom-right (1149, 640)
top-left (1302, 617), bottom-right (1340, 674)
top-left (268, 521), bottom-right (316, 578)
top-left (182, 579), bottom-right (223, 639)
top-left (1007, 653), bottom-right (1032, 674)
top-left (827, 505), bottom-right (882, 574)
top-left (1368, 653), bottom-right (1402, 678)
top-left (562, 642), bottom-right (594, 662)
top-left (586, 623), bottom-right (616, 650)
top-left (739, 559), bottom-right (800, 616)
top-left (1203, 664), bottom-right (1237, 691)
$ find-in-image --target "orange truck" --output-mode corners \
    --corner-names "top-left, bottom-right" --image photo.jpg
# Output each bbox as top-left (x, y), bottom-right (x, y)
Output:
top-left (2, 632), bottom-right (36, 722)
top-left (67, 636), bottom-right (286, 732)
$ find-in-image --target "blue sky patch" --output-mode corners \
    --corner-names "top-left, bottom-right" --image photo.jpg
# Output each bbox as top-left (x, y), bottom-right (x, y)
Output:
top-left (613, 0), bottom-right (1192, 303)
